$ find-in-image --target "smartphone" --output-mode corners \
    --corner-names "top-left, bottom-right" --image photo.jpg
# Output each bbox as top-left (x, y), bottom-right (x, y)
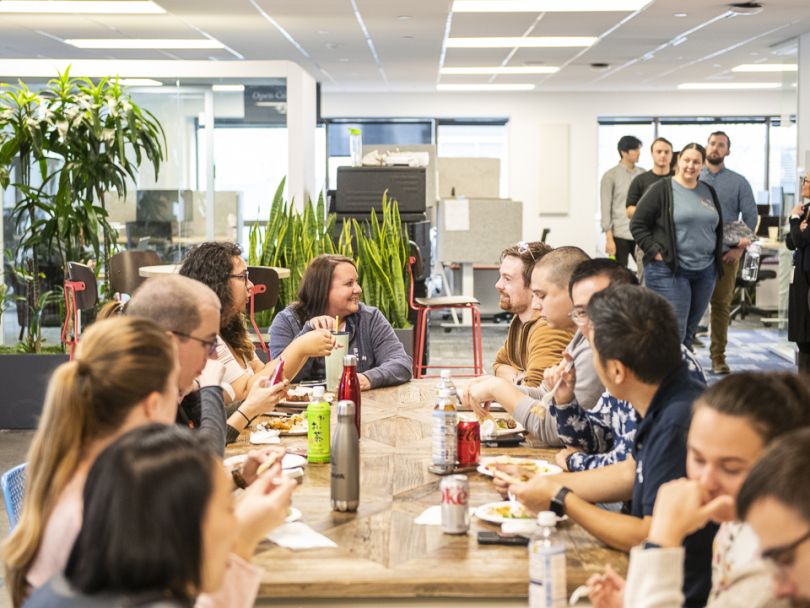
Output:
top-left (270, 357), bottom-right (285, 385)
top-left (477, 531), bottom-right (529, 546)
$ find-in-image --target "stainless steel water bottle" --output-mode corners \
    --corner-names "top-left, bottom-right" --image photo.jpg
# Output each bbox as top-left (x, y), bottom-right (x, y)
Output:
top-left (331, 399), bottom-right (360, 512)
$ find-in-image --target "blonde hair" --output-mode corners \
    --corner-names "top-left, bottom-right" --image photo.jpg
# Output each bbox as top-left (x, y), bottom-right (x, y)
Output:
top-left (3, 316), bottom-right (176, 606)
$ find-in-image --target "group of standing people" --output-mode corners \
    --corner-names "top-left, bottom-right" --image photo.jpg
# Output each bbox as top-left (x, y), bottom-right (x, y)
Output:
top-left (601, 132), bottom-right (758, 375)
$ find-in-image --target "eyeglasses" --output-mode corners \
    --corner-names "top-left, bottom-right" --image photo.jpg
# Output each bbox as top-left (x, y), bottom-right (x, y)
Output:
top-left (761, 528), bottom-right (810, 578)
top-left (569, 306), bottom-right (589, 327)
top-left (228, 270), bottom-right (250, 285)
top-left (171, 331), bottom-right (218, 356)
top-left (517, 241), bottom-right (536, 261)
top-left (801, 176), bottom-right (809, 188)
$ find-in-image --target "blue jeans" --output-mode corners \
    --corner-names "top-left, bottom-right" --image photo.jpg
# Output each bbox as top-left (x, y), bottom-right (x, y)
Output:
top-left (644, 260), bottom-right (717, 348)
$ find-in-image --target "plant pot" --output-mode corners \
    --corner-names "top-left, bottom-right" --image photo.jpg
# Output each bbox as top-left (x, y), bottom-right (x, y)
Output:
top-left (394, 327), bottom-right (414, 359)
top-left (0, 353), bottom-right (69, 429)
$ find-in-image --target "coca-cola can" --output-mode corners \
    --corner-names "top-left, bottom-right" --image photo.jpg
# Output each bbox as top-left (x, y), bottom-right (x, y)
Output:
top-left (440, 474), bottom-right (470, 534)
top-left (457, 420), bottom-right (481, 466)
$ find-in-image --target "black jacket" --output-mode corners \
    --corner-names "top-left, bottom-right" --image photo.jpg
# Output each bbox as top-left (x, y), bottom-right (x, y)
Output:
top-left (630, 177), bottom-right (724, 275)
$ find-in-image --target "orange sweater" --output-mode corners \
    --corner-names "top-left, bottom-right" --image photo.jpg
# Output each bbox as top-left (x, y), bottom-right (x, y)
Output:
top-left (492, 315), bottom-right (574, 387)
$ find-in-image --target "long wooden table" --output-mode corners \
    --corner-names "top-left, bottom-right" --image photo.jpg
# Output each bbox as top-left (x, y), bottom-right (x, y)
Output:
top-left (225, 379), bottom-right (627, 602)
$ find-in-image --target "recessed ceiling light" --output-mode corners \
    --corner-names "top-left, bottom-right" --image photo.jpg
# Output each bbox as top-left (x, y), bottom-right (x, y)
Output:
top-left (212, 84), bottom-right (245, 92)
top-left (0, 1), bottom-right (165, 13)
top-left (441, 66), bottom-right (558, 74)
top-left (678, 82), bottom-right (781, 90)
top-left (397, 15), bottom-right (411, 20)
top-left (437, 83), bottom-right (536, 91)
top-left (452, 0), bottom-right (651, 12)
top-left (65, 38), bottom-right (225, 49)
top-left (674, 12), bottom-right (688, 17)
top-left (118, 78), bottom-right (163, 87)
top-left (732, 63), bottom-right (798, 72)
top-left (446, 36), bottom-right (597, 48)
top-left (339, 58), bottom-right (350, 62)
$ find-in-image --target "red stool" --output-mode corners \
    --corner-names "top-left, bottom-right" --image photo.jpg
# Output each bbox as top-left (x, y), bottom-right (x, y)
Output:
top-left (407, 243), bottom-right (483, 379)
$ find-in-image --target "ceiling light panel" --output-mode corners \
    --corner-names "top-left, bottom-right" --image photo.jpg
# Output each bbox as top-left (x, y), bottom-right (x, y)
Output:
top-left (678, 82), bottom-right (782, 90)
top-left (118, 78), bottom-right (163, 86)
top-left (65, 38), bottom-right (225, 49)
top-left (732, 63), bottom-right (797, 72)
top-left (452, 0), bottom-right (651, 12)
top-left (437, 83), bottom-right (535, 91)
top-left (446, 36), bottom-right (597, 48)
top-left (0, 1), bottom-right (165, 13)
top-left (441, 66), bottom-right (558, 74)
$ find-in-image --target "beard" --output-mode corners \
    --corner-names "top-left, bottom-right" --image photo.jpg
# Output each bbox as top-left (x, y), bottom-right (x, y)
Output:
top-left (498, 294), bottom-right (512, 312)
top-left (706, 154), bottom-right (724, 166)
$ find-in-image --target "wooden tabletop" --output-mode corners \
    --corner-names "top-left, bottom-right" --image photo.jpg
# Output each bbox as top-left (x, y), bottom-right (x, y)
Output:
top-left (138, 264), bottom-right (291, 279)
top-left (226, 379), bottom-right (627, 601)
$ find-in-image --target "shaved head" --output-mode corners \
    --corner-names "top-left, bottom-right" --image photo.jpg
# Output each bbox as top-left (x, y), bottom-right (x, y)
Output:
top-left (127, 274), bottom-right (220, 335)
top-left (534, 246), bottom-right (590, 288)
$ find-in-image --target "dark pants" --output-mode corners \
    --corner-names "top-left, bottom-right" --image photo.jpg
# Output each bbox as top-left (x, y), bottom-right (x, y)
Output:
top-left (644, 260), bottom-right (717, 349)
top-left (614, 237), bottom-right (635, 268)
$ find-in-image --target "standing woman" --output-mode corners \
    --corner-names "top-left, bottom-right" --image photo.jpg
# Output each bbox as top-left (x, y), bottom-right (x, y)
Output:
top-left (786, 171), bottom-right (810, 376)
top-left (631, 143), bottom-right (723, 349)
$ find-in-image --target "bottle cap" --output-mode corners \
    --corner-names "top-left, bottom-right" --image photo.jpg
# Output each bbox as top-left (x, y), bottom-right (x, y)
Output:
top-left (312, 386), bottom-right (325, 399)
top-left (438, 388), bottom-right (453, 398)
top-left (440, 369), bottom-right (452, 379)
top-left (537, 511), bottom-right (557, 527)
top-left (343, 354), bottom-right (357, 367)
top-left (336, 399), bottom-right (356, 417)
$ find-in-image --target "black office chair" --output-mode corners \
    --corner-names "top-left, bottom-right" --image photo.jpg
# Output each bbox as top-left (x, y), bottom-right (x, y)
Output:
top-left (109, 250), bottom-right (162, 297)
top-left (246, 266), bottom-right (280, 357)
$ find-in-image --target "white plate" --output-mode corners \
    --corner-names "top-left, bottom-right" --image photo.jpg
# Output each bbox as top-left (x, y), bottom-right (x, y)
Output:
top-left (480, 419), bottom-right (526, 439)
top-left (474, 501), bottom-right (534, 524)
top-left (477, 456), bottom-right (562, 479)
top-left (223, 453), bottom-right (308, 470)
top-left (257, 415), bottom-right (308, 436)
top-left (285, 506), bottom-right (302, 523)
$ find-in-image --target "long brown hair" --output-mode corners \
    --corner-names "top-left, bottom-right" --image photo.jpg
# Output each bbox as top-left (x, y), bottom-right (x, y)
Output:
top-left (3, 317), bottom-right (176, 607)
top-left (291, 254), bottom-right (356, 325)
top-left (179, 242), bottom-right (254, 362)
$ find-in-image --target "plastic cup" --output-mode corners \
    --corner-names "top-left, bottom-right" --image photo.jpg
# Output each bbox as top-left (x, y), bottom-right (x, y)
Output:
top-left (325, 331), bottom-right (349, 391)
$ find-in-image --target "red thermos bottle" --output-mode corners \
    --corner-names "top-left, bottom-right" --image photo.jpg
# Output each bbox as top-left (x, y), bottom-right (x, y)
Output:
top-left (337, 354), bottom-right (361, 434)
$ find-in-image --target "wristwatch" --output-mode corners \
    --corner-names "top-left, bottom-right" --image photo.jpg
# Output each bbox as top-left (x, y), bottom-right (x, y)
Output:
top-left (550, 486), bottom-right (572, 517)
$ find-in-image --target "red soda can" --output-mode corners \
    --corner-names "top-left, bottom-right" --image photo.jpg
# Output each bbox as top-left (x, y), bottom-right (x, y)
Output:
top-left (440, 474), bottom-right (470, 534)
top-left (457, 419), bottom-right (481, 466)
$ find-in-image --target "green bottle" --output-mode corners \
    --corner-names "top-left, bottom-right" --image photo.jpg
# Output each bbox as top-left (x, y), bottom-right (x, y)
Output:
top-left (306, 386), bottom-right (331, 463)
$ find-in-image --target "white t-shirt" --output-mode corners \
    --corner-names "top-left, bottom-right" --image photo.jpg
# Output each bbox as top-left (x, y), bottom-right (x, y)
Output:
top-left (215, 336), bottom-right (255, 400)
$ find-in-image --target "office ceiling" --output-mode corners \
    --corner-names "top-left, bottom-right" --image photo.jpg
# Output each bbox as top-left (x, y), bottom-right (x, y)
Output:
top-left (0, 0), bottom-right (806, 92)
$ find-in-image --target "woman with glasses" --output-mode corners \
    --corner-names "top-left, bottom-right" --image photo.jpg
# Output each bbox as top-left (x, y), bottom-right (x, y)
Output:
top-left (179, 242), bottom-right (335, 406)
top-left (787, 172), bottom-right (810, 376)
top-left (588, 372), bottom-right (810, 608)
top-left (630, 143), bottom-right (723, 351)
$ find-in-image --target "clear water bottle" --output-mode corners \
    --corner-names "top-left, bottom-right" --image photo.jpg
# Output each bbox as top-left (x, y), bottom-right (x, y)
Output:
top-left (528, 511), bottom-right (566, 608)
top-left (331, 400), bottom-right (359, 512)
top-left (741, 241), bottom-right (761, 282)
top-left (437, 368), bottom-right (459, 400)
top-left (431, 388), bottom-right (458, 473)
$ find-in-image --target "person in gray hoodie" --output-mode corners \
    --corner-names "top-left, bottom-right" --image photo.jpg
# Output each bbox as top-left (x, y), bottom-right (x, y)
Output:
top-left (270, 254), bottom-right (412, 390)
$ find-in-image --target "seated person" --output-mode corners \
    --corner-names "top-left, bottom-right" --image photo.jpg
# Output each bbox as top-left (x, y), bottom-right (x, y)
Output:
top-left (737, 428), bottom-right (810, 604)
top-left (462, 247), bottom-right (603, 446)
top-left (179, 242), bottom-right (334, 401)
top-left (497, 285), bottom-right (717, 607)
top-left (588, 372), bottom-right (810, 608)
top-left (492, 241), bottom-right (573, 388)
top-left (3, 317), bottom-right (287, 608)
top-left (551, 259), bottom-right (706, 472)
top-left (270, 254), bottom-right (412, 390)
top-left (24, 424), bottom-right (295, 608)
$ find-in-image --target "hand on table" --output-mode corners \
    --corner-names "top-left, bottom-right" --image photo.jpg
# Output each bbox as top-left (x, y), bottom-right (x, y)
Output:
top-left (358, 373), bottom-right (371, 391)
top-left (647, 478), bottom-right (735, 548)
top-left (460, 375), bottom-right (498, 418)
top-left (555, 446), bottom-right (582, 471)
top-left (508, 474), bottom-right (563, 515)
top-left (588, 566), bottom-right (625, 608)
top-left (240, 378), bottom-right (290, 420)
top-left (240, 446), bottom-right (287, 487)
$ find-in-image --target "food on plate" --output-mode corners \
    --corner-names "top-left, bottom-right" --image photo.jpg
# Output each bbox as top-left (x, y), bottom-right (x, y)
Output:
top-left (496, 418), bottom-right (517, 430)
top-left (257, 414), bottom-right (306, 432)
top-left (285, 387), bottom-right (311, 402)
top-left (480, 456), bottom-right (559, 481)
top-left (488, 503), bottom-right (531, 519)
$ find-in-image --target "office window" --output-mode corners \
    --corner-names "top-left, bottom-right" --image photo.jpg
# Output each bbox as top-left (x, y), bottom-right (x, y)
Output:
top-left (437, 123), bottom-right (508, 197)
top-left (597, 122), bottom-right (656, 183)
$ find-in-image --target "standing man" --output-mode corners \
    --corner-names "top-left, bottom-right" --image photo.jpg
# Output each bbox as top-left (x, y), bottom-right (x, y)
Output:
top-left (492, 242), bottom-right (573, 387)
top-left (625, 137), bottom-right (674, 219)
top-left (601, 135), bottom-right (644, 268)
top-left (700, 131), bottom-right (757, 375)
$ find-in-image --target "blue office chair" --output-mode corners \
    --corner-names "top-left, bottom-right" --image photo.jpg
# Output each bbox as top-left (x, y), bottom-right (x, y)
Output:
top-left (1, 463), bottom-right (26, 531)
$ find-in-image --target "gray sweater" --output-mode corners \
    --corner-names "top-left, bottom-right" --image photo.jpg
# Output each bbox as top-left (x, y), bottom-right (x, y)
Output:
top-left (511, 331), bottom-right (604, 447)
top-left (269, 303), bottom-right (412, 389)
top-left (24, 574), bottom-right (184, 607)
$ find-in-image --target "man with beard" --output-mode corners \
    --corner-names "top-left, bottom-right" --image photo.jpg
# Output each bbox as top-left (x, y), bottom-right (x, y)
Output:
top-left (699, 131), bottom-right (757, 375)
top-left (492, 242), bottom-right (573, 387)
